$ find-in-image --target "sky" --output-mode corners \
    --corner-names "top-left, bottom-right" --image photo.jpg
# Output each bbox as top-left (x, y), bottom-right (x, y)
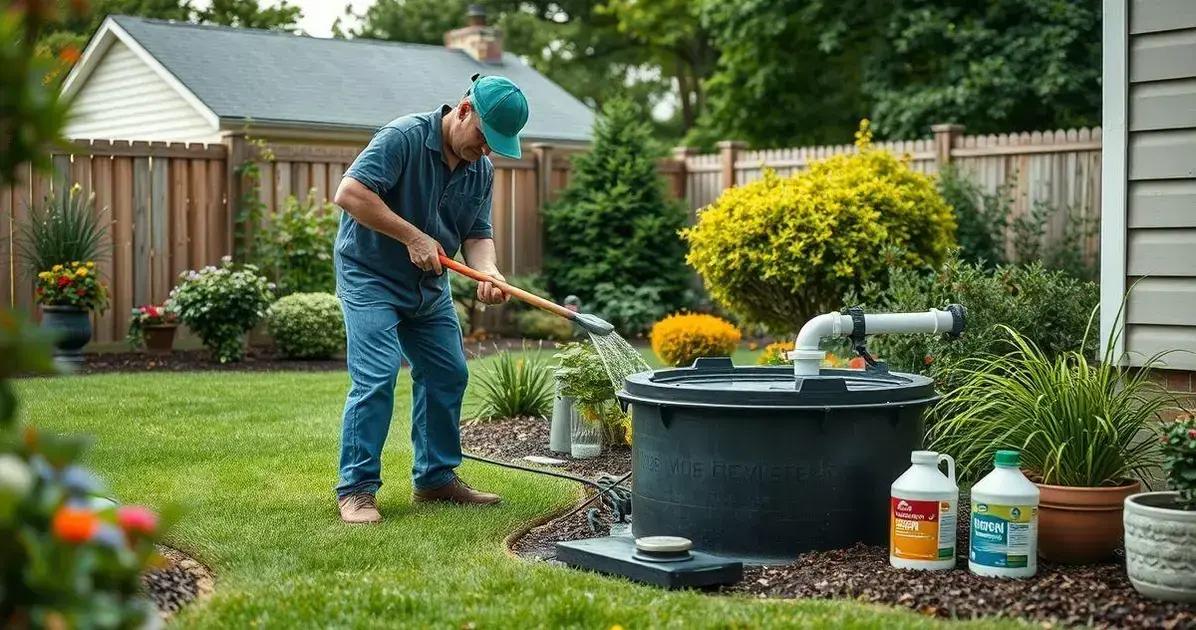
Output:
top-left (189, 0), bottom-right (372, 38)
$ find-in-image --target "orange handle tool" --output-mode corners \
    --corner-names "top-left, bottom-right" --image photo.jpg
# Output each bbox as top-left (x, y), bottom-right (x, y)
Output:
top-left (438, 255), bottom-right (576, 321)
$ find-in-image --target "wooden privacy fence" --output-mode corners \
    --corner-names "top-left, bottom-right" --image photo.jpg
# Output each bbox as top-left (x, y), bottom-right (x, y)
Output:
top-left (3, 125), bottom-right (1099, 345)
top-left (1, 140), bottom-right (228, 344)
top-left (679, 125), bottom-right (1103, 261)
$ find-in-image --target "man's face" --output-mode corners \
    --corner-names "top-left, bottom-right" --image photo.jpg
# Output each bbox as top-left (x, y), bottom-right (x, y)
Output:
top-left (453, 102), bottom-right (492, 163)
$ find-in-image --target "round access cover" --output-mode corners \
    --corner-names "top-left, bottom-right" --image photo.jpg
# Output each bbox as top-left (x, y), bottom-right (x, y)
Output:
top-left (635, 536), bottom-right (693, 553)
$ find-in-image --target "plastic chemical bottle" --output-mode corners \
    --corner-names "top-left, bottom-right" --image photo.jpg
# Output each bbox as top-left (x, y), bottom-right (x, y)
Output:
top-left (890, 450), bottom-right (958, 570)
top-left (969, 450), bottom-right (1040, 578)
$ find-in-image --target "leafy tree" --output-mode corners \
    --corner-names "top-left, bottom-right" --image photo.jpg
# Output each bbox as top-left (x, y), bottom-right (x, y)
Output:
top-left (194, 0), bottom-right (300, 31)
top-left (542, 98), bottom-right (690, 312)
top-left (340, 0), bottom-right (467, 43)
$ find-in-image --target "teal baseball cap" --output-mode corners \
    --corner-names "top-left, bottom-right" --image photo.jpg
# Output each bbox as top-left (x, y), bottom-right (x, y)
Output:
top-left (468, 74), bottom-right (529, 159)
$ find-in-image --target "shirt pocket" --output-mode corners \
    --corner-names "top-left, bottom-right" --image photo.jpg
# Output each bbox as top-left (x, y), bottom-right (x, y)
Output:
top-left (450, 190), bottom-right (487, 238)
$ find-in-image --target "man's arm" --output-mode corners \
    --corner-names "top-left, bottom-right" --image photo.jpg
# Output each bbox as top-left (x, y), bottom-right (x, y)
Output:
top-left (334, 177), bottom-right (444, 275)
top-left (462, 237), bottom-right (509, 304)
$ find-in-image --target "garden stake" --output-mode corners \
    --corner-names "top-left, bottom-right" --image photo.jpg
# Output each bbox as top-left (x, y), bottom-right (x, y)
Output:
top-left (438, 255), bottom-right (615, 335)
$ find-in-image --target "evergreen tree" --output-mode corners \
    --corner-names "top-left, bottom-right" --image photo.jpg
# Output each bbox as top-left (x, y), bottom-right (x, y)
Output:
top-left (542, 98), bottom-right (690, 312)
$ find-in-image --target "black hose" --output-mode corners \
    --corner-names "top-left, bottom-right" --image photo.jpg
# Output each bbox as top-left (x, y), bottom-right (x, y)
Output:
top-left (461, 452), bottom-right (632, 526)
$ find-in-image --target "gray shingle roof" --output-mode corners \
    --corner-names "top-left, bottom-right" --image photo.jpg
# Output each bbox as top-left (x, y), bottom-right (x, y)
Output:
top-left (110, 15), bottom-right (593, 143)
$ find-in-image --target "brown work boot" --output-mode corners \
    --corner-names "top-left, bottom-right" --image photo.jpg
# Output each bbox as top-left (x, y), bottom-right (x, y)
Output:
top-left (413, 475), bottom-right (502, 506)
top-left (338, 492), bottom-right (382, 524)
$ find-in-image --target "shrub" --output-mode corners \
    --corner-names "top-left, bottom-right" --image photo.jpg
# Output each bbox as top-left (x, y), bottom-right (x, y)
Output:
top-left (252, 189), bottom-right (339, 296)
top-left (516, 310), bottom-right (574, 341)
top-left (591, 282), bottom-right (672, 338)
top-left (848, 257), bottom-right (1099, 391)
top-left (553, 341), bottom-right (627, 445)
top-left (650, 313), bottom-right (741, 368)
top-left (1011, 199), bottom-right (1099, 282)
top-left (470, 350), bottom-right (555, 421)
top-left (170, 257), bottom-right (275, 363)
top-left (1162, 416), bottom-right (1196, 510)
top-left (266, 293), bottom-right (344, 359)
top-left (684, 121), bottom-right (956, 333)
top-left (16, 184), bottom-right (109, 277)
top-left (542, 98), bottom-right (690, 312)
top-left (930, 320), bottom-right (1170, 485)
top-left (937, 164), bottom-right (1008, 267)
top-left (34, 261), bottom-right (108, 313)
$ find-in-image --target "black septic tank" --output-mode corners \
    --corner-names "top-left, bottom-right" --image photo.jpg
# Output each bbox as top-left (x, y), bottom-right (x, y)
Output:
top-left (617, 357), bottom-right (938, 564)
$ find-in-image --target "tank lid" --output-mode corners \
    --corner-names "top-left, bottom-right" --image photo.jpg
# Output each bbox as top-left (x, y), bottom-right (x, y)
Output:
top-left (619, 357), bottom-right (938, 409)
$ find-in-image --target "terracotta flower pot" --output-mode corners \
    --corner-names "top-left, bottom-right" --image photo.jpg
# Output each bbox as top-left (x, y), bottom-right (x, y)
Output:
top-left (142, 324), bottom-right (177, 354)
top-left (1037, 480), bottom-right (1141, 564)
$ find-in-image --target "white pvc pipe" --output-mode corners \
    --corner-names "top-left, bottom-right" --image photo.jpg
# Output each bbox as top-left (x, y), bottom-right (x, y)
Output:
top-left (789, 308), bottom-right (959, 377)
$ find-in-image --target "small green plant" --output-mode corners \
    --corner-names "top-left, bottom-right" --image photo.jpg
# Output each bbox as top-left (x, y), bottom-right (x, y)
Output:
top-left (1162, 415), bottom-right (1196, 510)
top-left (170, 257), bottom-right (275, 363)
top-left (930, 311), bottom-right (1171, 486)
top-left (553, 341), bottom-right (627, 444)
top-left (470, 350), bottom-right (555, 421)
top-left (16, 185), bottom-right (110, 276)
top-left (265, 293), bottom-right (344, 360)
top-left (252, 189), bottom-right (339, 296)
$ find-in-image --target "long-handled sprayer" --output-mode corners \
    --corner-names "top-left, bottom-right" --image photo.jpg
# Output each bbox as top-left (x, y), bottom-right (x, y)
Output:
top-left (438, 255), bottom-right (615, 336)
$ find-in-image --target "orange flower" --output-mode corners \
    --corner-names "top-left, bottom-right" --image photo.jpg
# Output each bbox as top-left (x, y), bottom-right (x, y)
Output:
top-left (848, 356), bottom-right (867, 369)
top-left (59, 45), bottom-right (81, 65)
top-left (52, 507), bottom-right (100, 544)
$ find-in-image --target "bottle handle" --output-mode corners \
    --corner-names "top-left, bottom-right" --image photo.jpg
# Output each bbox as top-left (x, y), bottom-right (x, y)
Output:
top-left (938, 453), bottom-right (956, 484)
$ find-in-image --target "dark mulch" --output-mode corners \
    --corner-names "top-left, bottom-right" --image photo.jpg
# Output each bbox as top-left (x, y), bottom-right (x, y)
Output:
top-left (25, 337), bottom-right (546, 376)
top-left (459, 415), bottom-right (632, 480)
top-left (142, 546), bottom-right (213, 619)
top-left (724, 501), bottom-right (1196, 628)
top-left (512, 496), bottom-right (626, 561)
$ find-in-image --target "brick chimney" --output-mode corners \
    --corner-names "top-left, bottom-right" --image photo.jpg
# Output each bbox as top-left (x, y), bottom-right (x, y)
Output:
top-left (444, 5), bottom-right (503, 64)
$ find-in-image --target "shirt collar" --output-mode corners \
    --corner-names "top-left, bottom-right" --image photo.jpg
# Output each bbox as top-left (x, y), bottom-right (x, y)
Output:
top-left (428, 105), bottom-right (480, 173)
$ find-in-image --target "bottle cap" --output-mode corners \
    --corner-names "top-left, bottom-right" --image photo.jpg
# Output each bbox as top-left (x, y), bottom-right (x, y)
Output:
top-left (994, 450), bottom-right (1020, 467)
top-left (911, 450), bottom-right (939, 465)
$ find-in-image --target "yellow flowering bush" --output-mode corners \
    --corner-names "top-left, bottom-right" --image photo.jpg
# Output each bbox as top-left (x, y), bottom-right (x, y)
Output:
top-left (650, 313), bottom-right (741, 367)
top-left (683, 120), bottom-right (956, 333)
top-left (34, 261), bottom-right (108, 312)
top-left (756, 341), bottom-right (860, 368)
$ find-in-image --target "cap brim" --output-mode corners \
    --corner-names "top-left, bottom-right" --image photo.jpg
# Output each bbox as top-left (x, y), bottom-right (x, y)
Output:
top-left (480, 117), bottom-right (521, 159)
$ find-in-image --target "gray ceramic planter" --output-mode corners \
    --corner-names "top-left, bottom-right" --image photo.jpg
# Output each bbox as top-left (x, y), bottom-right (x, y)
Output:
top-left (1124, 491), bottom-right (1196, 603)
top-left (41, 304), bottom-right (92, 369)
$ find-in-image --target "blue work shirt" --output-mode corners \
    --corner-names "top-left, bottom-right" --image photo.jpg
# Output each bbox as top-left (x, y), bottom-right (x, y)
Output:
top-left (334, 105), bottom-right (494, 313)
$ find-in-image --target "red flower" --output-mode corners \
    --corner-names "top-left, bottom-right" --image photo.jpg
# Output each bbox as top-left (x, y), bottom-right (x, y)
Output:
top-left (75, 288), bottom-right (86, 296)
top-left (924, 355), bottom-right (934, 366)
top-left (57, 276), bottom-right (71, 288)
top-left (117, 505), bottom-right (158, 536)
top-left (147, 306), bottom-right (159, 318)
top-left (848, 356), bottom-right (867, 369)
top-left (52, 507), bottom-right (100, 544)
top-left (1188, 428), bottom-right (1196, 440)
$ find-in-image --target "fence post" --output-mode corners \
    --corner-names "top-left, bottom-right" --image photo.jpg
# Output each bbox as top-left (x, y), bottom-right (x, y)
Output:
top-left (930, 123), bottom-right (964, 169)
top-left (716, 140), bottom-right (745, 191)
top-left (670, 146), bottom-right (692, 203)
top-left (532, 143), bottom-right (553, 207)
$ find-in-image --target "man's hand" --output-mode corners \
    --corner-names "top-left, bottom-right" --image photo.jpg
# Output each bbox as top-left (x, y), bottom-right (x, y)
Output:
top-left (405, 232), bottom-right (445, 275)
top-left (477, 271), bottom-right (509, 305)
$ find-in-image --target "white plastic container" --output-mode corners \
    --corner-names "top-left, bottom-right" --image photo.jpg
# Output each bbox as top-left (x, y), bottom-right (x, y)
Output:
top-left (969, 450), bottom-right (1040, 578)
top-left (890, 450), bottom-right (958, 570)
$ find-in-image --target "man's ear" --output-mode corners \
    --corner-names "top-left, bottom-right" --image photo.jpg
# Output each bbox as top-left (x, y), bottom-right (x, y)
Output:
top-left (458, 100), bottom-right (472, 120)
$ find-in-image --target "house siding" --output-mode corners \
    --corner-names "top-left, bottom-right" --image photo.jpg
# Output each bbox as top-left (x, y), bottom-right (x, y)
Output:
top-left (64, 40), bottom-right (218, 143)
top-left (1124, 2), bottom-right (1196, 370)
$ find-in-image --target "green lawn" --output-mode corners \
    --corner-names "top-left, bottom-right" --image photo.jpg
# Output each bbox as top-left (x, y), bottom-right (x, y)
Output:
top-left (14, 358), bottom-right (1006, 628)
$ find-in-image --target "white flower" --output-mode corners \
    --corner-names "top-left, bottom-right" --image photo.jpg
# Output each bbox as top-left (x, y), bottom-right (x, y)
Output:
top-left (0, 454), bottom-right (34, 499)
top-left (221, 255), bottom-right (233, 264)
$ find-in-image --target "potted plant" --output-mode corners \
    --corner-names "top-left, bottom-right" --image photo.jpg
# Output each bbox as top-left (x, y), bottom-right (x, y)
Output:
top-left (1124, 415), bottom-right (1196, 602)
top-left (553, 341), bottom-right (630, 457)
top-left (931, 311), bottom-right (1171, 564)
top-left (127, 303), bottom-right (179, 354)
top-left (33, 262), bottom-right (109, 367)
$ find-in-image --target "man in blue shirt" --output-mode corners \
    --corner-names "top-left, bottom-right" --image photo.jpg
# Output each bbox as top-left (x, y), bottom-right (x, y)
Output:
top-left (332, 75), bottom-right (529, 524)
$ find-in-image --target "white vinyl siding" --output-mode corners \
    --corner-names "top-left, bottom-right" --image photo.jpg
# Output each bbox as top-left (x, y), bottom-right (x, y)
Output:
top-left (1117, 1), bottom-right (1196, 370)
top-left (64, 40), bottom-right (218, 143)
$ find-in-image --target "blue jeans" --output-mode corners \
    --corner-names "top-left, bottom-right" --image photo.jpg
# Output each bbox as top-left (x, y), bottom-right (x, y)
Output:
top-left (335, 289), bottom-right (468, 498)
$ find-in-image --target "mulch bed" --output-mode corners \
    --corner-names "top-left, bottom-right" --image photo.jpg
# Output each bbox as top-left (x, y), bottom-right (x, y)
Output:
top-left (142, 546), bottom-right (214, 619)
top-left (30, 337), bottom-right (545, 376)
top-left (460, 415), bottom-right (631, 481)
top-left (488, 424), bottom-right (1196, 630)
